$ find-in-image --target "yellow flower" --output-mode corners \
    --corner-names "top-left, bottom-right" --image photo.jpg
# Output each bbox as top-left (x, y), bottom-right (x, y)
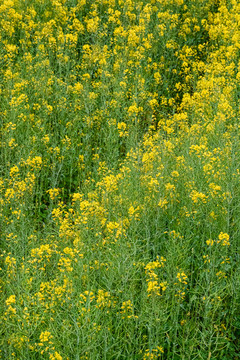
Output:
top-left (206, 239), bottom-right (214, 246)
top-left (218, 232), bottom-right (230, 246)
top-left (39, 331), bottom-right (53, 343)
top-left (6, 295), bottom-right (16, 306)
top-left (86, 17), bottom-right (100, 33)
top-left (47, 188), bottom-right (60, 200)
top-left (50, 352), bottom-right (63, 360)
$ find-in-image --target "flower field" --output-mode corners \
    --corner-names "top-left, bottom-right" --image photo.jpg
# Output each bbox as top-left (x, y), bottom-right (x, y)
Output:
top-left (1, 0), bottom-right (240, 358)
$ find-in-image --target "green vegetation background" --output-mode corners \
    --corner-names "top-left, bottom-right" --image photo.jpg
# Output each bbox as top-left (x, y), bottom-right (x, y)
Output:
top-left (0, 0), bottom-right (240, 359)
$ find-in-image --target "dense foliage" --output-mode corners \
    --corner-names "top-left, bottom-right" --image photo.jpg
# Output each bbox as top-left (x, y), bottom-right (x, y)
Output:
top-left (1, 0), bottom-right (240, 359)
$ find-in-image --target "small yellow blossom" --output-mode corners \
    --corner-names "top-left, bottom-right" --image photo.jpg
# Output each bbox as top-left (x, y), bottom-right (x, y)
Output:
top-left (6, 295), bottom-right (16, 306)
